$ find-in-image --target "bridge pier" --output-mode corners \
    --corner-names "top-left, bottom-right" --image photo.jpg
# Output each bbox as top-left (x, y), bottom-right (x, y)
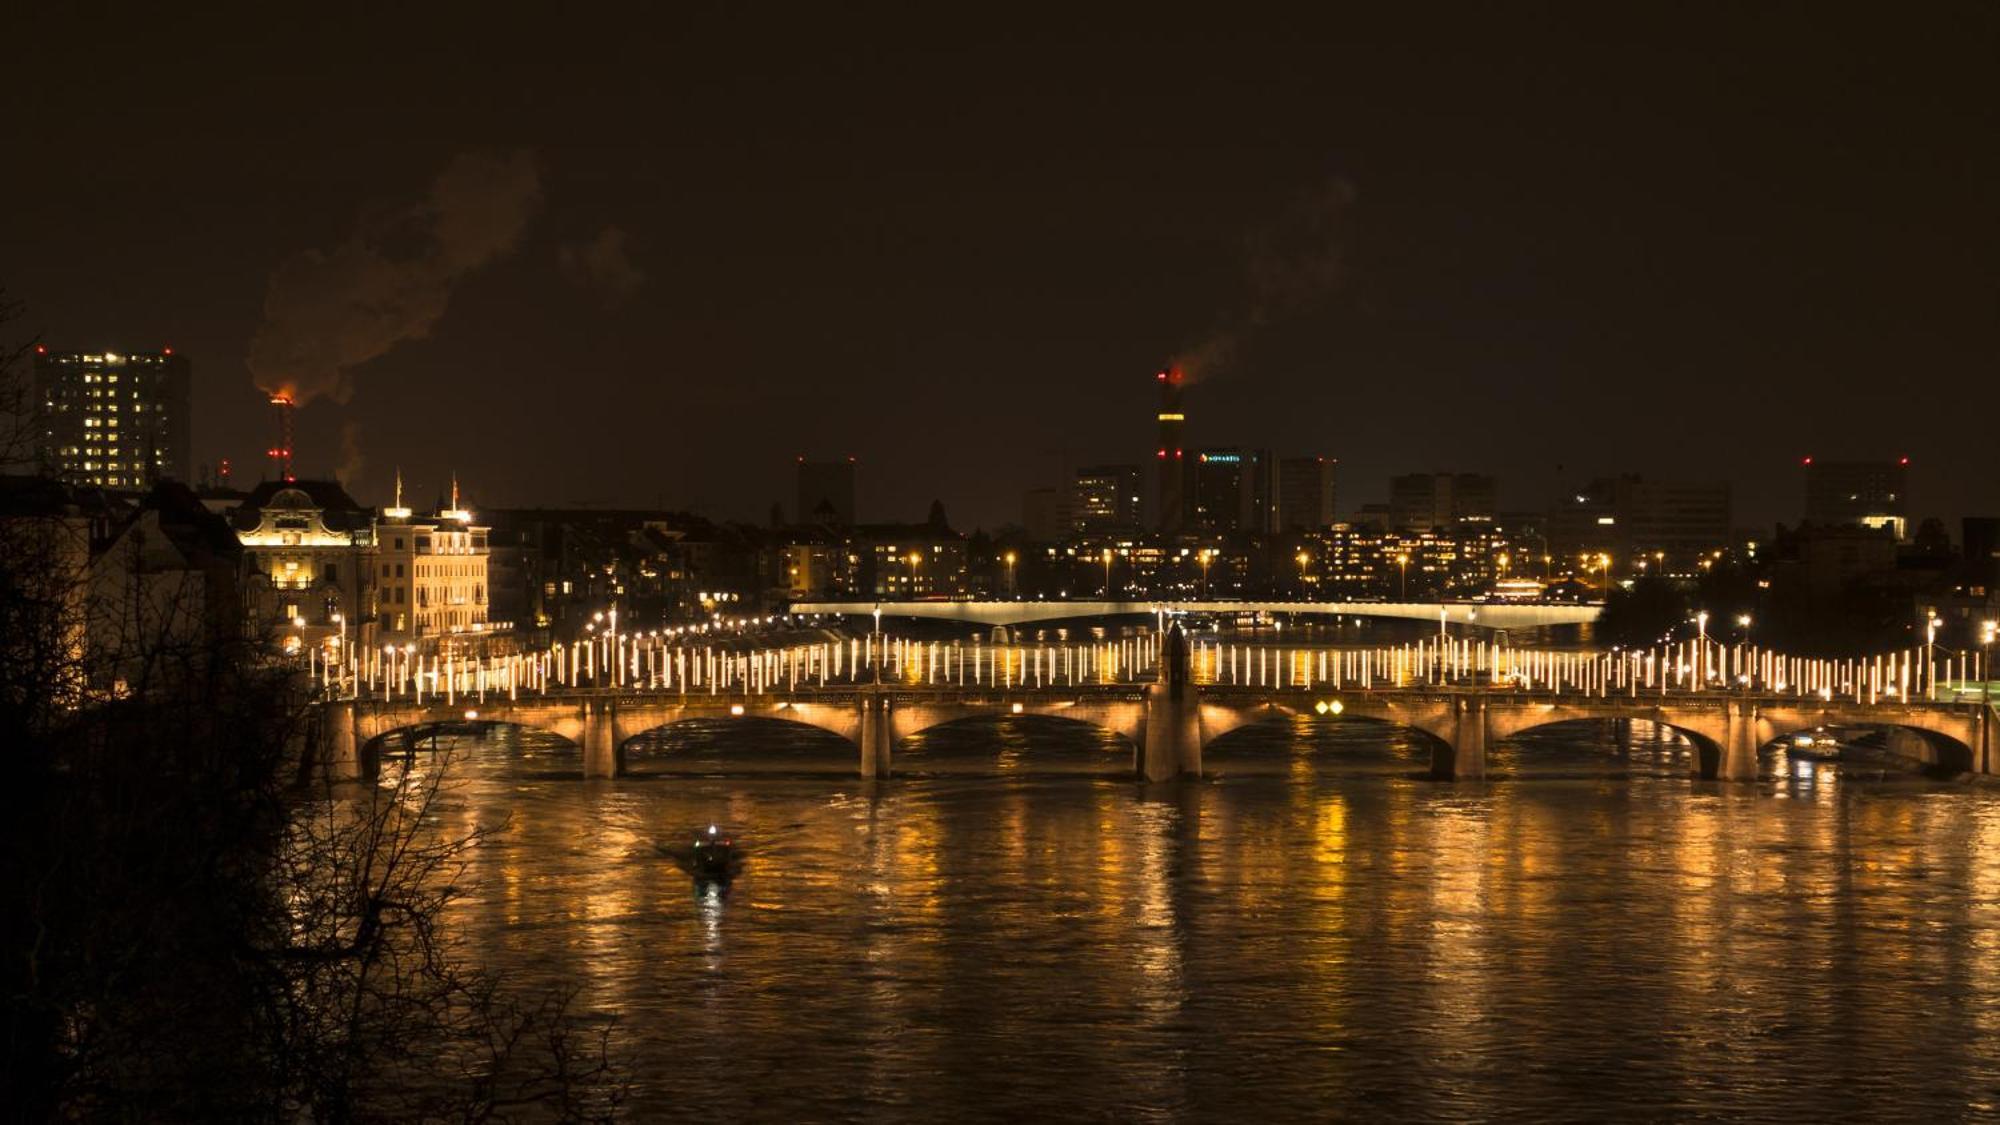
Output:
top-left (1721, 701), bottom-right (1761, 782)
top-left (323, 700), bottom-right (360, 782)
top-left (582, 703), bottom-right (621, 779)
top-left (1449, 697), bottom-right (1488, 781)
top-left (1141, 682), bottom-right (1201, 781)
top-left (859, 692), bottom-right (893, 779)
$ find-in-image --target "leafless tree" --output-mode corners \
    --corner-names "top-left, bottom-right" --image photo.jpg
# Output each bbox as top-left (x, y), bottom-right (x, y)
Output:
top-left (0, 292), bottom-right (622, 1120)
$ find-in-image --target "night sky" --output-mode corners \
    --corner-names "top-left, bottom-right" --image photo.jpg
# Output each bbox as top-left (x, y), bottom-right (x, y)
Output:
top-left (9, 7), bottom-right (1996, 531)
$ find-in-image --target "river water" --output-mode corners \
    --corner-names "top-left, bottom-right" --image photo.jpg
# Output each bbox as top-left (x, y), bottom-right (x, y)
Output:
top-left (409, 714), bottom-right (2000, 1121)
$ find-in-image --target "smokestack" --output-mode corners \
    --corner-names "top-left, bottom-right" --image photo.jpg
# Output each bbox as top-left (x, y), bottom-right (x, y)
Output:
top-left (1155, 367), bottom-right (1186, 531)
top-left (267, 394), bottom-right (296, 482)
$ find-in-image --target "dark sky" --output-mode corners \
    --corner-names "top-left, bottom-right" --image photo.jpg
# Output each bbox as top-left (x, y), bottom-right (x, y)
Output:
top-left (8, 6), bottom-right (1996, 531)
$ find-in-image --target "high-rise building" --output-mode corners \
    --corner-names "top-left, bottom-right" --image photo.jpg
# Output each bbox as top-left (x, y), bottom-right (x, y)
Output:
top-left (1804, 457), bottom-right (1909, 539)
top-left (1155, 367), bottom-right (1187, 531)
top-left (1021, 487), bottom-right (1064, 542)
top-left (1390, 473), bottom-right (1496, 532)
top-left (32, 347), bottom-right (191, 489)
top-left (1189, 448), bottom-right (1252, 532)
top-left (1070, 464), bottom-right (1142, 533)
top-left (1550, 475), bottom-right (1732, 574)
top-left (1277, 456), bottom-right (1338, 530)
top-left (795, 456), bottom-right (857, 526)
top-left (1246, 448), bottom-right (1273, 533)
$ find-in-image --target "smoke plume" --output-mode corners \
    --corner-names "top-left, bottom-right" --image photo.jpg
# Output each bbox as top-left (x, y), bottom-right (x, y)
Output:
top-left (558, 225), bottom-right (646, 308)
top-left (1172, 175), bottom-right (1357, 382)
top-left (247, 150), bottom-right (543, 403)
top-left (334, 420), bottom-right (365, 486)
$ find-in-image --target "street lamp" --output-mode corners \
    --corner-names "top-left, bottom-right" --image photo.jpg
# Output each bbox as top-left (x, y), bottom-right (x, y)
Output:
top-left (1981, 620), bottom-right (1996, 706)
top-left (1102, 548), bottom-right (1114, 598)
top-left (1397, 553), bottom-right (1410, 601)
top-left (1003, 551), bottom-right (1017, 595)
top-left (1926, 613), bottom-right (1942, 698)
top-left (1696, 610), bottom-right (1709, 689)
top-left (1199, 548), bottom-right (1213, 598)
top-left (1296, 550), bottom-right (1311, 597)
top-left (1597, 553), bottom-right (1611, 599)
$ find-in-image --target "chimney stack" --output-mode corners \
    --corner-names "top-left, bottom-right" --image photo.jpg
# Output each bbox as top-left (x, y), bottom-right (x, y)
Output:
top-left (267, 394), bottom-right (296, 482)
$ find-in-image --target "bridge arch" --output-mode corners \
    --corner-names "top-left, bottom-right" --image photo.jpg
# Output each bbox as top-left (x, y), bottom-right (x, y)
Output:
top-left (893, 711), bottom-right (1140, 774)
top-left (617, 713), bottom-right (862, 774)
top-left (1200, 708), bottom-right (1447, 775)
top-left (1757, 719), bottom-right (1976, 775)
top-left (359, 718), bottom-right (580, 780)
top-left (1486, 716), bottom-right (1710, 776)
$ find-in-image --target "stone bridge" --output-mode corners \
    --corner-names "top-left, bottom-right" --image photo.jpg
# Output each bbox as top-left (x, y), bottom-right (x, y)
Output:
top-left (315, 678), bottom-right (1996, 784)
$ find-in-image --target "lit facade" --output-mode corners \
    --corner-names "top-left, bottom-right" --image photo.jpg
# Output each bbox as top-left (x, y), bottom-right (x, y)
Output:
top-left (1070, 464), bottom-right (1142, 533)
top-left (32, 348), bottom-right (192, 489)
top-left (377, 486), bottom-right (492, 646)
top-left (231, 481), bottom-right (378, 650)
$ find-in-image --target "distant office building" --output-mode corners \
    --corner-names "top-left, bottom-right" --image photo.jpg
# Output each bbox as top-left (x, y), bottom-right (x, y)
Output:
top-left (1550, 475), bottom-right (1732, 574)
top-left (1247, 448), bottom-right (1273, 533)
top-left (1277, 456), bottom-right (1338, 531)
top-left (1804, 458), bottom-right (1909, 539)
top-left (1965, 517), bottom-right (2000, 577)
top-left (1389, 473), bottom-right (1496, 532)
top-left (778, 526), bottom-right (856, 600)
top-left (1022, 487), bottom-right (1064, 542)
top-left (1189, 448), bottom-right (1254, 533)
top-left (32, 347), bottom-right (192, 489)
top-left (1070, 464), bottom-right (1142, 533)
top-left (1154, 367), bottom-right (1187, 531)
top-left (856, 525), bottom-right (968, 597)
top-left (796, 457), bottom-right (856, 525)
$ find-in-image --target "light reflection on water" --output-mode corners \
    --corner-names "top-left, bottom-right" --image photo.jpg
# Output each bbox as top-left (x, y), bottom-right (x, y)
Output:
top-left (397, 718), bottom-right (2000, 1120)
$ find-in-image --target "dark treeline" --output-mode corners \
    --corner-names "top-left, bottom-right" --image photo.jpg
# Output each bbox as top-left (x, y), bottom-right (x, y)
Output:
top-left (0, 293), bottom-right (620, 1120)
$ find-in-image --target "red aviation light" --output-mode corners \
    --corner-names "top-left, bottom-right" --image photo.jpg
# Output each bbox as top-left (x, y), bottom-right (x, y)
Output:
top-left (1899, 456), bottom-right (1910, 466)
top-left (35, 344), bottom-right (47, 355)
top-left (1156, 370), bottom-right (1168, 381)
top-left (1174, 449), bottom-right (1184, 459)
top-left (1156, 449), bottom-right (1167, 459)
top-left (162, 346), bottom-right (173, 355)
top-left (1802, 456), bottom-right (1813, 466)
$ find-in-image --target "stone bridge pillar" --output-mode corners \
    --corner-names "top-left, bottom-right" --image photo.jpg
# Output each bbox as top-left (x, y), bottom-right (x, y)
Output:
top-left (321, 700), bottom-right (360, 783)
top-left (1981, 706), bottom-right (1996, 776)
top-left (1449, 697), bottom-right (1488, 781)
top-left (1721, 701), bottom-right (1761, 782)
top-left (582, 702), bottom-right (621, 780)
top-left (1141, 684), bottom-right (1202, 782)
top-left (1138, 621), bottom-right (1200, 781)
top-left (859, 691), bottom-right (894, 779)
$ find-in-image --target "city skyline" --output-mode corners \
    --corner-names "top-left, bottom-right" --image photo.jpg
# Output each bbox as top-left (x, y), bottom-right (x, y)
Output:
top-left (7, 9), bottom-right (1996, 531)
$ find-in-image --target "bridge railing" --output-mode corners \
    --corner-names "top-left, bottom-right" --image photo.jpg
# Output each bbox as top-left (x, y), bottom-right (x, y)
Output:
top-left (298, 628), bottom-right (1984, 712)
top-left (1190, 636), bottom-right (1971, 705)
